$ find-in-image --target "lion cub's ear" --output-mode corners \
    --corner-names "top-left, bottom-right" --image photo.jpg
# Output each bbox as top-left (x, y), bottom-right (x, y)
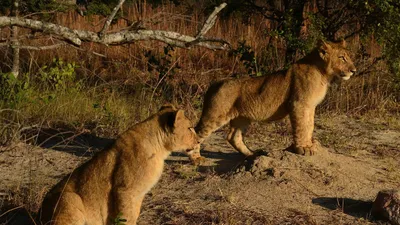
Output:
top-left (340, 39), bottom-right (347, 48)
top-left (165, 109), bottom-right (186, 131)
top-left (317, 39), bottom-right (331, 60)
top-left (159, 103), bottom-right (177, 112)
top-left (173, 110), bottom-right (186, 128)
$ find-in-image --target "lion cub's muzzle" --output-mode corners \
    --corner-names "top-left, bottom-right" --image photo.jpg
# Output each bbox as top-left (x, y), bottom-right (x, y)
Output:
top-left (186, 128), bottom-right (201, 151)
top-left (341, 68), bottom-right (357, 80)
top-left (186, 139), bottom-right (201, 152)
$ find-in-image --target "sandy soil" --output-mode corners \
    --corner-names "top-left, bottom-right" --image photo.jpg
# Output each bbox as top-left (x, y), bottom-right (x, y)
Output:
top-left (0, 114), bottom-right (399, 225)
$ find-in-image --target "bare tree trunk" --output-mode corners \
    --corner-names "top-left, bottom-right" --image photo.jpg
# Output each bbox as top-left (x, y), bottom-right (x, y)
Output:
top-left (11, 0), bottom-right (20, 78)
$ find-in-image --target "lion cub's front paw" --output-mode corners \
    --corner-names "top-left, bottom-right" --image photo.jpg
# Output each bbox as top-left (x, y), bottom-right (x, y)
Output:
top-left (190, 156), bottom-right (206, 166)
top-left (292, 145), bottom-right (315, 156)
top-left (286, 140), bottom-right (324, 156)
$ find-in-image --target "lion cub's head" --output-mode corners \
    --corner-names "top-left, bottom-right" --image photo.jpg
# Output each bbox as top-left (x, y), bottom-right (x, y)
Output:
top-left (158, 104), bottom-right (199, 151)
top-left (318, 40), bottom-right (357, 80)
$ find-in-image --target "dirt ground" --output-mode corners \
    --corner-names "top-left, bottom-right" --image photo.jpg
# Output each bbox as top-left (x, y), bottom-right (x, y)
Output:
top-left (1, 114), bottom-right (399, 225)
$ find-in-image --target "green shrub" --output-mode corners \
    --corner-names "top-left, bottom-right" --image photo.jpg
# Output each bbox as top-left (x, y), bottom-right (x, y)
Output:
top-left (232, 40), bottom-right (259, 76)
top-left (38, 58), bottom-right (81, 91)
top-left (0, 72), bottom-right (32, 108)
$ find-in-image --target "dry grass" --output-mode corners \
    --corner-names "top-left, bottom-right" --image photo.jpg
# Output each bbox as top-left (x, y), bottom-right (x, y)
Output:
top-left (0, 1), bottom-right (398, 123)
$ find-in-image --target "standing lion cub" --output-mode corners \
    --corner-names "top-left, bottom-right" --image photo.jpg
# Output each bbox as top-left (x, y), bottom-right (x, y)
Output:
top-left (38, 104), bottom-right (199, 225)
top-left (187, 40), bottom-right (356, 164)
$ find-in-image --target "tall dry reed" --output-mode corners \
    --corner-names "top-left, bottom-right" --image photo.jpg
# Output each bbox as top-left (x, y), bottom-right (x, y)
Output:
top-left (0, 1), bottom-right (397, 117)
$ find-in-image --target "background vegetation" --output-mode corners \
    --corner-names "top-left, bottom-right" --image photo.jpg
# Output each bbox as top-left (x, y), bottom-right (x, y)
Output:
top-left (0, 0), bottom-right (399, 143)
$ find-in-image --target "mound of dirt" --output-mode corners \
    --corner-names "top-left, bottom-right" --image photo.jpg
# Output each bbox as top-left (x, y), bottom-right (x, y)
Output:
top-left (236, 147), bottom-right (392, 199)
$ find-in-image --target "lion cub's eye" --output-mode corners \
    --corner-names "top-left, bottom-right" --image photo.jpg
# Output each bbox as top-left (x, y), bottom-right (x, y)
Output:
top-left (339, 56), bottom-right (346, 62)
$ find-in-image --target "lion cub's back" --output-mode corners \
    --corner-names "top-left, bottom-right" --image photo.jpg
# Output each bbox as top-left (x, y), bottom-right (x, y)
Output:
top-left (202, 76), bottom-right (264, 109)
top-left (202, 74), bottom-right (289, 120)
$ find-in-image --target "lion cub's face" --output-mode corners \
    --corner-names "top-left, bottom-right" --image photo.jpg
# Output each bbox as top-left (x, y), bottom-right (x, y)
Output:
top-left (319, 40), bottom-right (357, 80)
top-left (159, 105), bottom-right (199, 151)
top-left (171, 110), bottom-right (199, 151)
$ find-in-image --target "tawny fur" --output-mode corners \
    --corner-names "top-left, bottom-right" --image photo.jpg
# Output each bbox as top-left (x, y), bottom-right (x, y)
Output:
top-left (187, 40), bottom-right (356, 164)
top-left (38, 105), bottom-right (199, 225)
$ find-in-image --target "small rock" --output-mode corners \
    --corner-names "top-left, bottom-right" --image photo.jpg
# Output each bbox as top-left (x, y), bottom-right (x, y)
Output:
top-left (372, 189), bottom-right (400, 225)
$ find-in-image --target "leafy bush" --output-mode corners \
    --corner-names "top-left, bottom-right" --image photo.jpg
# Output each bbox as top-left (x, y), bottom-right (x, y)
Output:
top-left (232, 41), bottom-right (259, 76)
top-left (0, 58), bottom-right (81, 110)
top-left (0, 72), bottom-right (31, 108)
top-left (38, 58), bottom-right (80, 91)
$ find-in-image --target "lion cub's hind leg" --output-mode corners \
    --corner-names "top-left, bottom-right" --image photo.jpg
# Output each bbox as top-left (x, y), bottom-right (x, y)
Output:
top-left (188, 113), bottom-right (233, 164)
top-left (44, 192), bottom-right (86, 225)
top-left (227, 117), bottom-right (253, 156)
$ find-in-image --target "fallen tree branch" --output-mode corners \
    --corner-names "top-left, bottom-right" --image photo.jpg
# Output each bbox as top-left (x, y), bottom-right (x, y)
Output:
top-left (196, 3), bottom-right (227, 39)
top-left (99, 0), bottom-right (125, 39)
top-left (0, 17), bottom-right (82, 45)
top-left (70, 45), bottom-right (107, 58)
top-left (186, 3), bottom-right (228, 48)
top-left (19, 43), bottom-right (65, 50)
top-left (0, 3), bottom-right (229, 50)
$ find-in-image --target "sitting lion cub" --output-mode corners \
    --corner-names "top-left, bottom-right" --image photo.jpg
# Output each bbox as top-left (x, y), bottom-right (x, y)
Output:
top-left (187, 40), bottom-right (356, 164)
top-left (39, 104), bottom-right (199, 225)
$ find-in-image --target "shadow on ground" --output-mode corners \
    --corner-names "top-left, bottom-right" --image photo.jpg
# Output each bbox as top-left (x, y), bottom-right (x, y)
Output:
top-left (167, 150), bottom-right (246, 173)
top-left (0, 201), bottom-right (35, 225)
top-left (168, 149), bottom-right (270, 175)
top-left (312, 197), bottom-right (373, 220)
top-left (24, 128), bottom-right (115, 156)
